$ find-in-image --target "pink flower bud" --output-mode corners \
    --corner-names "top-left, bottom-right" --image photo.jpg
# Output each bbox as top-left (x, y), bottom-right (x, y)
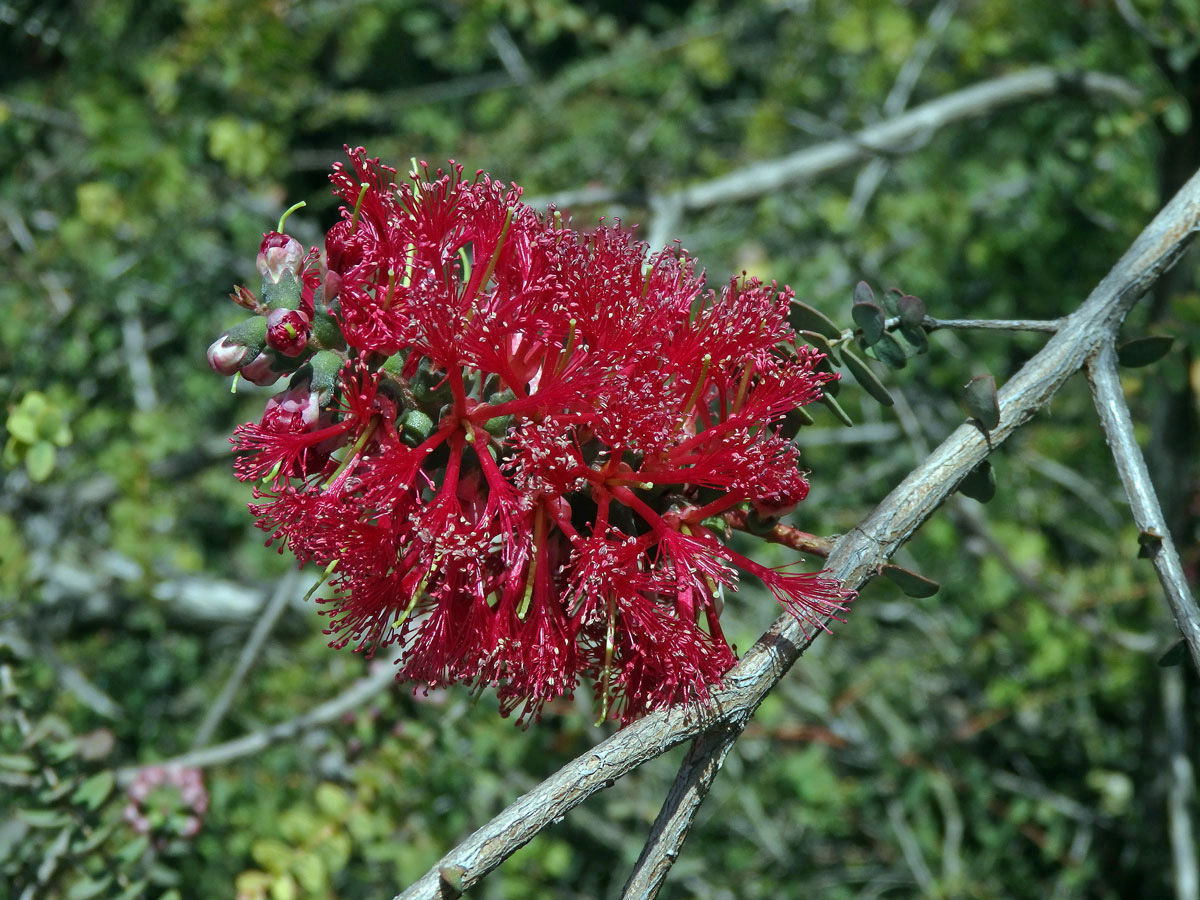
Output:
top-left (257, 232), bottom-right (305, 284)
top-left (207, 334), bottom-right (251, 375)
top-left (239, 351), bottom-right (282, 386)
top-left (263, 383), bottom-right (321, 431)
top-left (265, 307), bottom-right (311, 357)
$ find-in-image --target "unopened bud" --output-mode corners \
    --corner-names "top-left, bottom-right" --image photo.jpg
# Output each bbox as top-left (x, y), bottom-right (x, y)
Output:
top-left (257, 232), bottom-right (305, 284)
top-left (265, 307), bottom-right (311, 357)
top-left (207, 317), bottom-right (267, 375)
top-left (240, 350), bottom-right (283, 386)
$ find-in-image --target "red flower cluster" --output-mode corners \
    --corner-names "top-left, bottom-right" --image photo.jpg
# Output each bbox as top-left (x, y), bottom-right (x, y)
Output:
top-left (209, 148), bottom-right (849, 724)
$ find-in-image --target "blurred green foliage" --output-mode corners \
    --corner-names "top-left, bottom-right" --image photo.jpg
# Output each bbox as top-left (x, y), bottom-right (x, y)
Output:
top-left (2, 0), bottom-right (1199, 898)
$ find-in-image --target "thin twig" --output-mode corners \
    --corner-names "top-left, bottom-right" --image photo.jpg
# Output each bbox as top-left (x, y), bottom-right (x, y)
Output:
top-left (1162, 666), bottom-right (1199, 900)
top-left (922, 316), bottom-right (1063, 332)
top-left (1085, 343), bottom-right (1200, 671)
top-left (845, 0), bottom-right (959, 226)
top-left (117, 661), bottom-right (397, 784)
top-left (526, 68), bottom-right (1140, 222)
top-left (391, 163), bottom-right (1200, 900)
top-left (676, 69), bottom-right (1140, 211)
top-left (723, 509), bottom-right (834, 557)
top-left (190, 569), bottom-right (306, 749)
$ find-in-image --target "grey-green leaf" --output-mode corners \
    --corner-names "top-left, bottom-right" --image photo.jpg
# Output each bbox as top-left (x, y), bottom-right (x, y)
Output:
top-left (897, 322), bottom-right (929, 354)
top-left (897, 293), bottom-right (926, 327)
top-left (883, 564), bottom-right (940, 598)
top-left (867, 333), bottom-right (907, 369)
top-left (1158, 639), bottom-right (1187, 668)
top-left (958, 460), bottom-right (996, 503)
top-left (820, 392), bottom-right (854, 426)
top-left (840, 347), bottom-right (895, 407)
top-left (853, 280), bottom-right (875, 306)
top-left (852, 301), bottom-right (885, 346)
top-left (964, 374), bottom-right (1000, 430)
top-left (1117, 335), bottom-right (1173, 368)
top-left (882, 287), bottom-right (904, 316)
top-left (798, 329), bottom-right (842, 366)
top-left (789, 301), bottom-right (842, 339)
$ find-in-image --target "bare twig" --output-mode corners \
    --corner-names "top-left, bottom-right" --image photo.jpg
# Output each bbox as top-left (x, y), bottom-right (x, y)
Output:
top-left (923, 316), bottom-right (1063, 332)
top-left (1162, 666), bottom-right (1199, 900)
top-left (675, 69), bottom-right (1140, 211)
top-left (486, 24), bottom-right (533, 85)
top-left (526, 68), bottom-right (1140, 224)
top-left (117, 661), bottom-right (397, 784)
top-left (845, 0), bottom-right (959, 226)
top-left (1085, 344), bottom-right (1200, 671)
top-left (190, 570), bottom-right (306, 749)
top-left (391, 163), bottom-right (1200, 900)
top-left (887, 799), bottom-right (936, 893)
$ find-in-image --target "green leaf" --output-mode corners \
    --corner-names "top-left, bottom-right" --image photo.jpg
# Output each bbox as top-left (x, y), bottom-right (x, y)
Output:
top-left (958, 460), bottom-right (996, 503)
top-left (820, 392), bottom-right (854, 426)
top-left (113, 880), bottom-right (148, 900)
top-left (867, 333), bottom-right (907, 369)
top-left (1117, 336), bottom-right (1173, 368)
top-left (840, 346), bottom-right (894, 406)
top-left (67, 875), bottom-right (113, 900)
top-left (18, 808), bottom-right (73, 828)
top-left (315, 782), bottom-right (351, 818)
top-left (883, 564), bottom-right (940, 598)
top-left (789, 301), bottom-right (842, 339)
top-left (25, 441), bottom-right (56, 482)
top-left (852, 301), bottom-right (885, 346)
top-left (6, 412), bottom-right (37, 443)
top-left (964, 374), bottom-right (1000, 430)
top-left (116, 835), bottom-right (151, 865)
top-left (853, 280), bottom-right (875, 306)
top-left (253, 838), bottom-right (294, 873)
top-left (0, 753), bottom-right (37, 772)
top-left (71, 771), bottom-right (116, 810)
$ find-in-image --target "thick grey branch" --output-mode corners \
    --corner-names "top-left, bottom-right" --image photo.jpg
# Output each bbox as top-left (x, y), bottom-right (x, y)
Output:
top-left (392, 164), bottom-right (1200, 900)
top-left (1085, 345), bottom-right (1200, 671)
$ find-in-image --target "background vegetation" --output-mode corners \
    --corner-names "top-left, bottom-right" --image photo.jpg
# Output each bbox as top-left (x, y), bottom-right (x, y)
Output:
top-left (2, 1), bottom-right (1199, 897)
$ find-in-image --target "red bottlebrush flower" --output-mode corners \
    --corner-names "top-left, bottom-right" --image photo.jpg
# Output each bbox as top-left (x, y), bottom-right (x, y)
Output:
top-left (214, 147), bottom-right (851, 726)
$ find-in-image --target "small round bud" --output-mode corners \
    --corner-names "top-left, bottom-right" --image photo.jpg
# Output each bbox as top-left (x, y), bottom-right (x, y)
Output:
top-left (265, 307), bottom-right (311, 357)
